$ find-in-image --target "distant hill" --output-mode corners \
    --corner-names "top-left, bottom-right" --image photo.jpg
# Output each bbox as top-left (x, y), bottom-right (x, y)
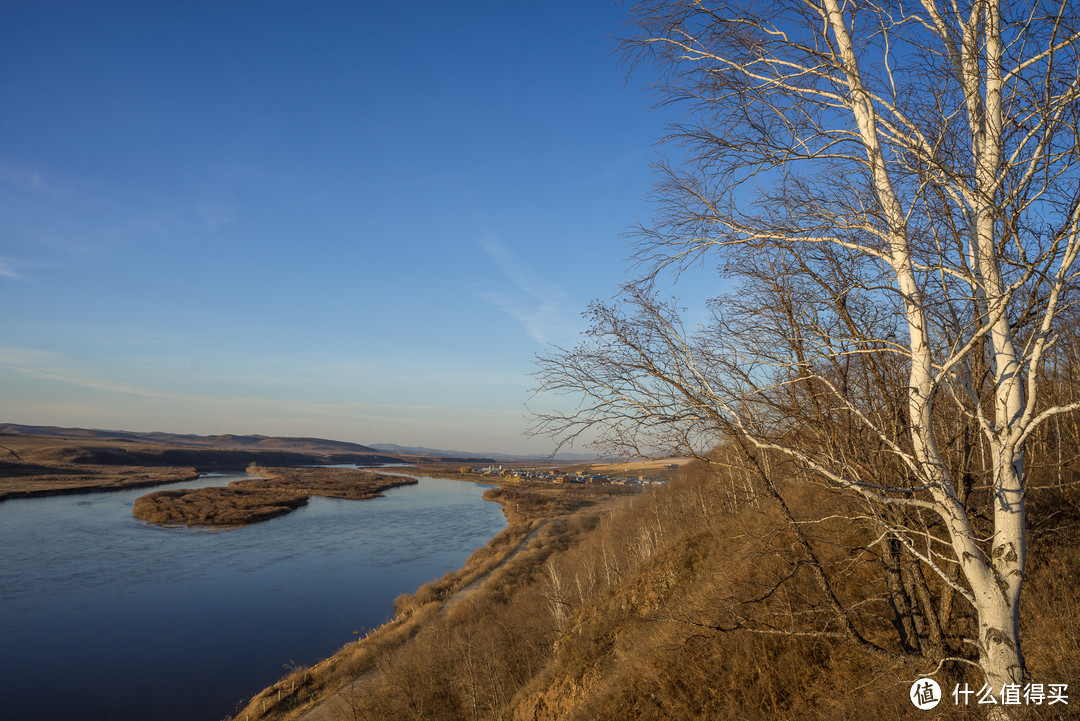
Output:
top-left (0, 423), bottom-right (383, 456)
top-left (0, 423), bottom-right (596, 463)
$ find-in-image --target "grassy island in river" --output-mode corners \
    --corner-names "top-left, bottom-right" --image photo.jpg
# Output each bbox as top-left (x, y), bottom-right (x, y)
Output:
top-left (132, 466), bottom-right (418, 527)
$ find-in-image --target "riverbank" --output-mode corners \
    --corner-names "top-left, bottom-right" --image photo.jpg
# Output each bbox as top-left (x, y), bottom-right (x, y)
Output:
top-left (228, 479), bottom-right (638, 721)
top-left (1, 471), bottom-right (509, 721)
top-left (227, 462), bottom-right (1080, 721)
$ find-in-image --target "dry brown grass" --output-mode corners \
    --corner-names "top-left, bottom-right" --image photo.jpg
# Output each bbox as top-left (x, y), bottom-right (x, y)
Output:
top-left (133, 485), bottom-right (310, 526)
top-left (132, 467), bottom-right (417, 527)
top-left (234, 601), bottom-right (445, 721)
top-left (503, 466), bottom-right (1079, 721)
top-left (588, 457), bottom-right (694, 474)
top-left (1021, 485), bottom-right (1080, 693)
top-left (0, 462), bottom-right (200, 501)
top-left (0, 430), bottom-right (199, 499)
top-left (481, 481), bottom-right (637, 525)
top-left (229, 464), bottom-right (1080, 721)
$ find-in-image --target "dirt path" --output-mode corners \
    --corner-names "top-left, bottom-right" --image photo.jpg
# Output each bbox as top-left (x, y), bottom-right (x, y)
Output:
top-left (294, 520), bottom-right (550, 721)
top-left (439, 519), bottom-right (549, 615)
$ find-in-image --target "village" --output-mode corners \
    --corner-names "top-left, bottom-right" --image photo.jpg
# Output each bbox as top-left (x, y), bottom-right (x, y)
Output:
top-left (461, 464), bottom-right (676, 487)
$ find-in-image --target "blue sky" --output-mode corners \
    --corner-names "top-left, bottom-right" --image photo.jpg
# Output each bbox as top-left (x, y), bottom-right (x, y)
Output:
top-left (0, 1), bottom-right (678, 455)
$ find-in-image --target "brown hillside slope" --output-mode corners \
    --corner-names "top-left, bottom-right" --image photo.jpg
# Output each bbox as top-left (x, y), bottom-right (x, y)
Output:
top-left (231, 463), bottom-right (1079, 721)
top-left (507, 474), bottom-right (1079, 720)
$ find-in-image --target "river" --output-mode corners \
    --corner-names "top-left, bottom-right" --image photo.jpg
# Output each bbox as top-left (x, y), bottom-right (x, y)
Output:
top-left (0, 471), bottom-right (507, 721)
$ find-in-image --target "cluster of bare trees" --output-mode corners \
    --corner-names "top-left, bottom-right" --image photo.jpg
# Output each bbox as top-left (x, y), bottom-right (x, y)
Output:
top-left (533, 0), bottom-right (1080, 699)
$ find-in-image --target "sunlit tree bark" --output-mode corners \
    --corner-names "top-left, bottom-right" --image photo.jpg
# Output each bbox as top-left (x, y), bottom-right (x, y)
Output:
top-left (532, 0), bottom-right (1080, 699)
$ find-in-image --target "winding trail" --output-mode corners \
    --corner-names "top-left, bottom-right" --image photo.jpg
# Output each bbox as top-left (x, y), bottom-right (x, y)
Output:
top-left (439, 519), bottom-right (549, 615)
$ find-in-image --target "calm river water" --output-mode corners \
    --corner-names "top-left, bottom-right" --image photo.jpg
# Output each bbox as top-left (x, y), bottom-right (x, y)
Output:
top-left (0, 472), bottom-right (507, 721)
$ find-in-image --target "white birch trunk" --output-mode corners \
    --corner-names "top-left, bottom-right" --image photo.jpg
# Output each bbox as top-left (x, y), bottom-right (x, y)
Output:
top-left (966, 0), bottom-right (1027, 690)
top-left (826, 0), bottom-right (1026, 690)
top-left (535, 1), bottom-right (1080, 702)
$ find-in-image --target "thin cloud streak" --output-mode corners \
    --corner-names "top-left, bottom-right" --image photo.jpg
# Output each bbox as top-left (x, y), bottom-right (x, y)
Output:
top-left (0, 260), bottom-right (24, 281)
top-left (476, 234), bottom-right (580, 346)
top-left (0, 255), bottom-right (52, 283)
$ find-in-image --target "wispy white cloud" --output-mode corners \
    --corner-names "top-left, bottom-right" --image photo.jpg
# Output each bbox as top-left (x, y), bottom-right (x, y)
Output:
top-left (0, 259), bottom-right (24, 281)
top-left (476, 234), bottom-right (579, 346)
top-left (0, 255), bottom-right (53, 283)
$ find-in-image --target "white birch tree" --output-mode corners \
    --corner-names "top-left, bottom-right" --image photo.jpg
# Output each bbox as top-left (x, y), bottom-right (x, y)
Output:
top-left (533, 0), bottom-right (1080, 697)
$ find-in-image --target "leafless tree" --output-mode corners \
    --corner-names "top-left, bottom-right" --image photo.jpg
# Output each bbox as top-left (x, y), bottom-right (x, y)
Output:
top-left (532, 0), bottom-right (1080, 700)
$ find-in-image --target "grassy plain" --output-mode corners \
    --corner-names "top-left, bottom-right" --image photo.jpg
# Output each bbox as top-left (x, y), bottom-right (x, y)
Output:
top-left (586, 457), bottom-right (694, 474)
top-left (0, 433), bottom-right (201, 500)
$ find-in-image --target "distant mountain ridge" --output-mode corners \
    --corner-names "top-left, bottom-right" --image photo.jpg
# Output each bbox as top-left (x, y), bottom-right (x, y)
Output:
top-left (0, 423), bottom-right (383, 456)
top-left (0, 423), bottom-right (600, 461)
top-left (0, 423), bottom-right (591, 462)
